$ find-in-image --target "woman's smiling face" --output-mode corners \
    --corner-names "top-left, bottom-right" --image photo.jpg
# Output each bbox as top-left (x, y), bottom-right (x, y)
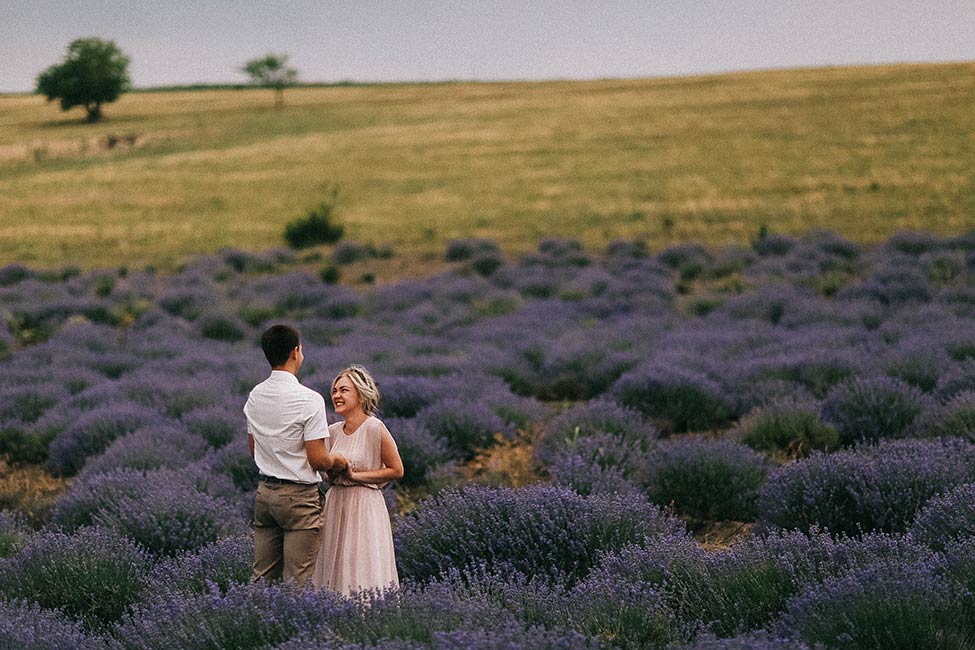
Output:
top-left (331, 374), bottom-right (362, 417)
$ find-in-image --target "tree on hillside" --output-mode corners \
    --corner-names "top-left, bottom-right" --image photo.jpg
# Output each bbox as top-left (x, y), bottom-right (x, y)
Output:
top-left (241, 53), bottom-right (299, 109)
top-left (36, 38), bottom-right (131, 123)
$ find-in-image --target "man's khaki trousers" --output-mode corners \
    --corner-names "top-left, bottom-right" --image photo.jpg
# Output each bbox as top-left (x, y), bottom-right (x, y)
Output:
top-left (252, 481), bottom-right (323, 584)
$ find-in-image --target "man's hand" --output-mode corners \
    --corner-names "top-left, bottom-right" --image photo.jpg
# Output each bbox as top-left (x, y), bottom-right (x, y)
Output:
top-left (330, 454), bottom-right (349, 471)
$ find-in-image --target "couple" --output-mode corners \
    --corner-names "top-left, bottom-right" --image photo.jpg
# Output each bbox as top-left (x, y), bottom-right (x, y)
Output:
top-left (244, 324), bottom-right (404, 596)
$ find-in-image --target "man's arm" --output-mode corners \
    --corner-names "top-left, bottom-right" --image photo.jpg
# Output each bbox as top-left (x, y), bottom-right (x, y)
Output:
top-left (248, 433), bottom-right (255, 459)
top-left (346, 427), bottom-right (404, 484)
top-left (304, 439), bottom-right (348, 472)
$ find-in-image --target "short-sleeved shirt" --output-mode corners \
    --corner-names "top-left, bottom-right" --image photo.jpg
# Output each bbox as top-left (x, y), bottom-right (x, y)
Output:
top-left (244, 370), bottom-right (328, 484)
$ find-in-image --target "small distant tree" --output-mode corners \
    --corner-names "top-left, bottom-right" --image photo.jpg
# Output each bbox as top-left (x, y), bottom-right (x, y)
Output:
top-left (36, 38), bottom-right (131, 123)
top-left (241, 53), bottom-right (298, 109)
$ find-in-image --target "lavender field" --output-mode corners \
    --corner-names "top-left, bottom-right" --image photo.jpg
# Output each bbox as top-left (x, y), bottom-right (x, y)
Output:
top-left (3, 230), bottom-right (975, 648)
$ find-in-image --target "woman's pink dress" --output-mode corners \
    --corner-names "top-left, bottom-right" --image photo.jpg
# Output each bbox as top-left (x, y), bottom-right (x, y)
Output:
top-left (312, 416), bottom-right (399, 596)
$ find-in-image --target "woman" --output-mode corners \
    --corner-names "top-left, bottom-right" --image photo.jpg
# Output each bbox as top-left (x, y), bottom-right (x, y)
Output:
top-left (312, 364), bottom-right (403, 596)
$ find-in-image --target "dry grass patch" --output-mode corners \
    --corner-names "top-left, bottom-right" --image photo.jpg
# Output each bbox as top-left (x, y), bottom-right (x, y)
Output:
top-left (1, 63), bottom-right (974, 269)
top-left (0, 460), bottom-right (70, 525)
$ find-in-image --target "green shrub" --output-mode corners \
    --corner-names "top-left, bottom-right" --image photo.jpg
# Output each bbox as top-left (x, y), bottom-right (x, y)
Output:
top-left (319, 265), bottom-right (341, 284)
top-left (737, 399), bottom-right (839, 456)
top-left (283, 201), bottom-right (343, 249)
top-left (199, 314), bottom-right (247, 342)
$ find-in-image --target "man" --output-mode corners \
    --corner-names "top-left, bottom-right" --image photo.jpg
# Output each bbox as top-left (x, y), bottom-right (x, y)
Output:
top-left (244, 324), bottom-right (347, 584)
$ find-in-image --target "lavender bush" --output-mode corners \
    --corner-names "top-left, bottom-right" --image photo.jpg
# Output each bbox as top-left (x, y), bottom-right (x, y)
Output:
top-left (50, 467), bottom-right (153, 531)
top-left (445, 238), bottom-right (500, 262)
top-left (394, 485), bottom-right (687, 584)
top-left (150, 535), bottom-right (253, 600)
top-left (612, 362), bottom-right (737, 433)
top-left (384, 417), bottom-right (451, 488)
top-left (643, 437), bottom-right (772, 521)
top-left (115, 581), bottom-right (355, 650)
top-left (911, 390), bottom-right (975, 440)
top-left (758, 437), bottom-right (975, 535)
top-left (79, 424), bottom-right (209, 476)
top-left (376, 375), bottom-right (444, 419)
top-left (496, 337), bottom-right (637, 401)
top-left (880, 338), bottom-right (952, 392)
top-left (534, 398), bottom-right (657, 467)
top-left (935, 359), bottom-right (975, 400)
top-left (820, 375), bottom-right (929, 445)
top-left (91, 476), bottom-right (245, 556)
top-left (0, 526), bottom-right (149, 629)
top-left (735, 399), bottom-right (838, 456)
top-left (200, 441), bottom-right (260, 493)
top-left (743, 350), bottom-right (861, 400)
top-left (0, 508), bottom-right (30, 557)
top-left (181, 398), bottom-right (242, 448)
top-left (779, 559), bottom-right (965, 649)
top-left (672, 632), bottom-right (820, 650)
top-left (547, 453), bottom-right (645, 497)
top-left (46, 402), bottom-right (165, 475)
top-left (910, 482), bottom-right (975, 551)
top-left (415, 399), bottom-right (512, 460)
top-left (0, 600), bottom-right (106, 650)
top-left (51, 467), bottom-right (246, 555)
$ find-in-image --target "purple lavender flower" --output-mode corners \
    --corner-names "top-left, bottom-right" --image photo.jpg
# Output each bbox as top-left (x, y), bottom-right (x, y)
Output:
top-left (612, 362), bottom-right (736, 433)
top-left (199, 441), bottom-right (260, 493)
top-left (910, 481), bottom-right (975, 551)
top-left (150, 535), bottom-right (253, 601)
top-left (0, 526), bottom-right (149, 629)
top-left (376, 375), bottom-right (444, 418)
top-left (181, 397), bottom-right (244, 448)
top-left (779, 557), bottom-right (963, 648)
top-left (643, 436), bottom-right (772, 521)
top-left (158, 285), bottom-right (211, 320)
top-left (425, 626), bottom-right (603, 650)
top-left (0, 508), bottom-right (31, 558)
top-left (79, 423), bottom-right (209, 477)
top-left (758, 437), bottom-right (975, 535)
top-left (534, 399), bottom-right (657, 468)
top-left (0, 600), bottom-right (105, 649)
top-left (820, 375), bottom-right (929, 445)
top-left (46, 402), bottom-right (166, 475)
top-left (936, 359), bottom-right (975, 400)
top-left (51, 467), bottom-right (247, 555)
top-left (416, 398), bottom-right (512, 461)
top-left (90, 477), bottom-right (247, 557)
top-left (394, 485), bottom-right (687, 584)
top-left (384, 417), bottom-right (451, 488)
top-left (114, 581), bottom-right (355, 650)
top-left (672, 632), bottom-right (820, 650)
top-left (547, 453), bottom-right (646, 497)
top-left (911, 390), bottom-right (975, 440)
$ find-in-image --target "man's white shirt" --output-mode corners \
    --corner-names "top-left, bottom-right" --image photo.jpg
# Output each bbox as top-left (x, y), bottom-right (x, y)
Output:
top-left (244, 370), bottom-right (328, 483)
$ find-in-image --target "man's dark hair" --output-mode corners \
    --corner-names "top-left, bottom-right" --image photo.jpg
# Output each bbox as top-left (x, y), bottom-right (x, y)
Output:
top-left (261, 324), bottom-right (301, 368)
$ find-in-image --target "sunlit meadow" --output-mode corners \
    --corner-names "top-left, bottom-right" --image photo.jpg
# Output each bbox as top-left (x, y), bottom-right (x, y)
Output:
top-left (0, 62), bottom-right (973, 269)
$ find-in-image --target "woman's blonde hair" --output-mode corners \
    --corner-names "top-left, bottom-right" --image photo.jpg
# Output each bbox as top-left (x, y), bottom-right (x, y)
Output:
top-left (332, 364), bottom-right (381, 416)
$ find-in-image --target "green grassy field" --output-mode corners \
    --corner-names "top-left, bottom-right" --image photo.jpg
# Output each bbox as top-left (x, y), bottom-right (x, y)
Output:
top-left (1, 62), bottom-right (974, 270)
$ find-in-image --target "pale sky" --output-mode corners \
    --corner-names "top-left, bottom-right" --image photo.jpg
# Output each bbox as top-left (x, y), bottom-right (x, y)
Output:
top-left (2, 1), bottom-right (974, 93)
